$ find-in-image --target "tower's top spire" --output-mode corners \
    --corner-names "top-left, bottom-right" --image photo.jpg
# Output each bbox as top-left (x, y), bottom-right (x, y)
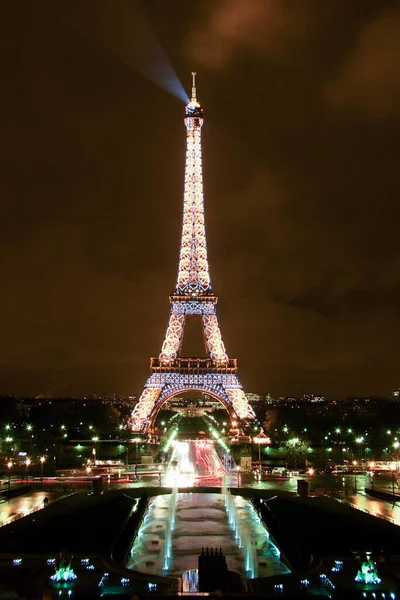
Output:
top-left (185, 72), bottom-right (203, 119)
top-left (191, 71), bottom-right (197, 102)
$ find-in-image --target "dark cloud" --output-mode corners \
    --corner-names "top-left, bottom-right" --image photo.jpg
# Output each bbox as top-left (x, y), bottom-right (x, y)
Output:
top-left (185, 0), bottom-right (313, 68)
top-left (326, 8), bottom-right (400, 117)
top-left (0, 1), bottom-right (399, 398)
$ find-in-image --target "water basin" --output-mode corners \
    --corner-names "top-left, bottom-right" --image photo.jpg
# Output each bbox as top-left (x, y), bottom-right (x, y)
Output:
top-left (125, 492), bottom-right (290, 580)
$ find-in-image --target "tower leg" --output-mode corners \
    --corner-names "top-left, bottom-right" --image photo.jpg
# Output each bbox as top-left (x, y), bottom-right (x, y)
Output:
top-left (202, 313), bottom-right (228, 362)
top-left (159, 313), bottom-right (185, 362)
top-left (130, 387), bottom-right (162, 433)
top-left (225, 389), bottom-right (256, 421)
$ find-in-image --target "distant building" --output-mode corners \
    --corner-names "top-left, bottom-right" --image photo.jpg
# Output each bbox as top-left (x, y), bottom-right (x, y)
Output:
top-left (302, 394), bottom-right (325, 403)
top-left (277, 396), bottom-right (298, 405)
top-left (245, 393), bottom-right (263, 403)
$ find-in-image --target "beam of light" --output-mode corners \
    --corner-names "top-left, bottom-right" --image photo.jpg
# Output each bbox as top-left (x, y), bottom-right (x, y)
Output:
top-left (51, 2), bottom-right (189, 104)
top-left (131, 5), bottom-right (189, 103)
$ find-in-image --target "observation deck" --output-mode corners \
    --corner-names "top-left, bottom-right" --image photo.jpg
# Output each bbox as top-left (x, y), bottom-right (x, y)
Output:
top-left (150, 357), bottom-right (237, 374)
top-left (170, 294), bottom-right (217, 302)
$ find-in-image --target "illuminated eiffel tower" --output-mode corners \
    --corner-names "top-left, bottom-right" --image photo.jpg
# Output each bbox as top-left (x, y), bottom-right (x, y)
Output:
top-left (130, 74), bottom-right (255, 435)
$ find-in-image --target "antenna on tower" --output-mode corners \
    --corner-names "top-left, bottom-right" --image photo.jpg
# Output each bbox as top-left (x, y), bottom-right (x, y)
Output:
top-left (191, 72), bottom-right (197, 102)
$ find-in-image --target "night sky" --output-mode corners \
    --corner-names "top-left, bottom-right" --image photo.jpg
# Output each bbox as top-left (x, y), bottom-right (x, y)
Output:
top-left (1, 1), bottom-right (400, 398)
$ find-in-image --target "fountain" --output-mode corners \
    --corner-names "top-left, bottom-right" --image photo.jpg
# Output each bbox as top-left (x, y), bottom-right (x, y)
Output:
top-left (221, 476), bottom-right (228, 497)
top-left (50, 550), bottom-right (77, 590)
top-left (126, 492), bottom-right (289, 581)
top-left (163, 485), bottom-right (178, 571)
top-left (163, 518), bottom-right (172, 571)
top-left (240, 522), bottom-right (258, 579)
top-left (223, 488), bottom-right (258, 577)
top-left (170, 485), bottom-right (178, 529)
top-left (353, 550), bottom-right (382, 585)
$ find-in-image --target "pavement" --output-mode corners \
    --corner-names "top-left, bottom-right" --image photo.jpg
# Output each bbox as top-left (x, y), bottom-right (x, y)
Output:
top-left (0, 490), bottom-right (62, 526)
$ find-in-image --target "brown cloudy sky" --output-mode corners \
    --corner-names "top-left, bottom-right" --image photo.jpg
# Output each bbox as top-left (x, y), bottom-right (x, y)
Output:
top-left (1, 0), bottom-right (400, 398)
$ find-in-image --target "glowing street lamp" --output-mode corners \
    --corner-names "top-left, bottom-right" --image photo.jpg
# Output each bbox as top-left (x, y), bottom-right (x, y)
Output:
top-left (7, 461), bottom-right (12, 494)
top-left (253, 430), bottom-right (271, 473)
top-left (26, 457), bottom-right (31, 483)
top-left (40, 456), bottom-right (46, 482)
top-left (393, 441), bottom-right (399, 472)
top-left (92, 436), bottom-right (99, 465)
top-left (355, 436), bottom-right (364, 461)
top-left (352, 460), bottom-right (358, 492)
top-left (391, 466), bottom-right (397, 502)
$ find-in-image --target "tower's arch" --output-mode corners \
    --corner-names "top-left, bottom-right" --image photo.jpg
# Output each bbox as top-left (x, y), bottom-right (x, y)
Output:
top-left (146, 387), bottom-right (237, 433)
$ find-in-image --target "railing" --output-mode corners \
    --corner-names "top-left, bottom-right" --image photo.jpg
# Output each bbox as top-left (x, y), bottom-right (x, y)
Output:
top-left (150, 357), bottom-right (237, 372)
top-left (169, 294), bottom-right (217, 303)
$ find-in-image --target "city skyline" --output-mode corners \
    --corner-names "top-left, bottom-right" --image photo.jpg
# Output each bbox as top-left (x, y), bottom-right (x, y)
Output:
top-left (1, 1), bottom-right (400, 398)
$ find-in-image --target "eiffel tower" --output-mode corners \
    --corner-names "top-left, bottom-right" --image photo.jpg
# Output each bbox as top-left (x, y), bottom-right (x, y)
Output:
top-left (130, 74), bottom-right (255, 435)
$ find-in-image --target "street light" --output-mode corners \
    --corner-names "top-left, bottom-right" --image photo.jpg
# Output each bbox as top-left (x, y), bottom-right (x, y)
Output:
top-left (391, 467), bottom-right (397, 505)
top-left (40, 456), bottom-right (46, 482)
top-left (7, 461), bottom-right (12, 495)
top-left (236, 465), bottom-right (240, 488)
top-left (26, 457), bottom-right (31, 483)
top-left (352, 460), bottom-right (358, 493)
top-left (92, 436), bottom-right (99, 465)
top-left (253, 430), bottom-right (271, 475)
top-left (355, 436), bottom-right (364, 461)
top-left (335, 428), bottom-right (342, 464)
top-left (393, 441), bottom-right (399, 473)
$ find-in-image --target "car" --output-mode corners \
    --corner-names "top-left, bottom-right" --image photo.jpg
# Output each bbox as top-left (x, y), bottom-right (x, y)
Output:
top-left (271, 467), bottom-right (288, 476)
top-left (322, 467), bottom-right (334, 475)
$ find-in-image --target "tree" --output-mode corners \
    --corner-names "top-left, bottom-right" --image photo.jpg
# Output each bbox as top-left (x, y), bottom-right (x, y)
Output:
top-left (283, 438), bottom-right (310, 468)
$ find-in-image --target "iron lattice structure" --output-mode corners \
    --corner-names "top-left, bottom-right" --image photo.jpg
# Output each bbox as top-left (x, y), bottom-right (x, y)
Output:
top-left (130, 74), bottom-right (255, 434)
